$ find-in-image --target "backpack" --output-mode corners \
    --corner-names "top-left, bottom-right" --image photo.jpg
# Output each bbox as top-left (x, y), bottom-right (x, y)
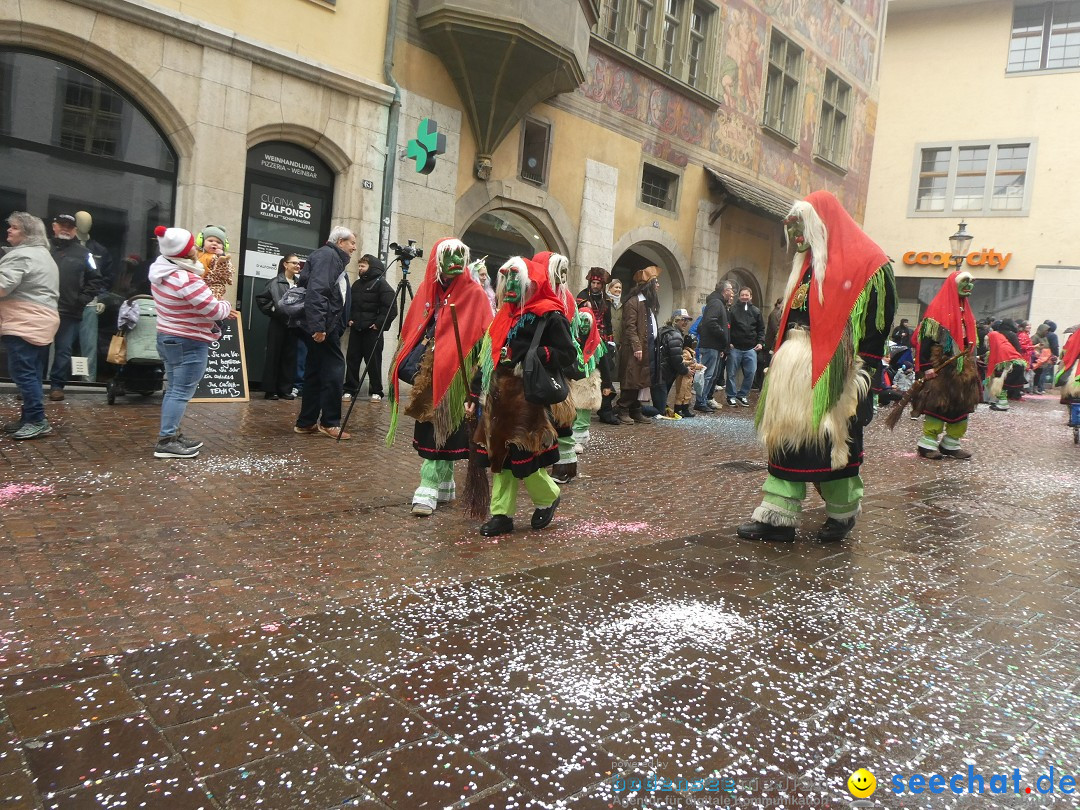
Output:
top-left (278, 286), bottom-right (306, 327)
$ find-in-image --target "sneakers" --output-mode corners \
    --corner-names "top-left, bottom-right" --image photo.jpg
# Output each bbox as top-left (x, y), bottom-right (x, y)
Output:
top-left (737, 396), bottom-right (750, 407)
top-left (727, 397), bottom-right (738, 406)
top-left (294, 424), bottom-right (319, 434)
top-left (631, 413), bottom-right (653, 424)
top-left (693, 404), bottom-right (714, 413)
top-left (3, 420), bottom-right (22, 434)
top-left (12, 420), bottom-right (52, 440)
top-left (176, 434), bottom-right (204, 451)
top-left (412, 503), bottom-right (434, 517)
top-left (370, 394), bottom-right (383, 402)
top-left (48, 389), bottom-right (65, 402)
top-left (154, 435), bottom-right (198, 458)
top-left (290, 388), bottom-right (300, 398)
top-left (317, 424), bottom-right (352, 440)
top-left (917, 446), bottom-right (943, 460)
top-left (707, 399), bottom-right (722, 409)
top-left (342, 392), bottom-right (353, 401)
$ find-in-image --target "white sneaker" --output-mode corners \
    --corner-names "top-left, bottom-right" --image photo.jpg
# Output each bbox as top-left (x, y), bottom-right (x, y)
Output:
top-left (708, 399), bottom-right (722, 409)
top-left (342, 393), bottom-right (353, 401)
top-left (573, 443), bottom-right (583, 453)
top-left (370, 394), bottom-right (383, 402)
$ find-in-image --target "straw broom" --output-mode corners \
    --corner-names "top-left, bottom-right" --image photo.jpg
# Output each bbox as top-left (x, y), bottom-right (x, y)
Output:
top-left (884, 349), bottom-right (968, 430)
top-left (448, 303), bottom-right (490, 518)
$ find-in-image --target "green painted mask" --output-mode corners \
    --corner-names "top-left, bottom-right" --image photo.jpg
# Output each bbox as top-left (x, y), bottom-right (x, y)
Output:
top-left (502, 268), bottom-right (523, 304)
top-left (439, 246), bottom-right (467, 277)
top-left (957, 277), bottom-right (974, 297)
top-left (785, 215), bottom-right (810, 254)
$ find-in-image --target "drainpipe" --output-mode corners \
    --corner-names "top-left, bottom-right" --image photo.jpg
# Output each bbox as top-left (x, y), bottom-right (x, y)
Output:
top-left (379, 0), bottom-right (403, 266)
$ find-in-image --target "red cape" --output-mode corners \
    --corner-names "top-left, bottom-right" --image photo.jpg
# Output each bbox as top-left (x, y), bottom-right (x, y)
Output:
top-left (914, 271), bottom-right (977, 370)
top-left (1060, 330), bottom-right (1080, 376)
top-left (774, 191), bottom-right (889, 385)
top-left (986, 330), bottom-right (1024, 382)
top-left (578, 308), bottom-right (603, 366)
top-left (391, 237), bottom-right (493, 408)
top-left (487, 258), bottom-right (564, 366)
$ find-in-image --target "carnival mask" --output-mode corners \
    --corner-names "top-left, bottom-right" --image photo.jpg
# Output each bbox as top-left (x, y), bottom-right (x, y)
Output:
top-left (501, 266), bottom-right (524, 304)
top-left (957, 274), bottom-right (974, 297)
top-left (435, 239), bottom-right (469, 280)
top-left (785, 215), bottom-right (810, 254)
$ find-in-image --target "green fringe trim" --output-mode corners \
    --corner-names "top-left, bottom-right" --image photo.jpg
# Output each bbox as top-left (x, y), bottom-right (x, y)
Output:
top-left (808, 264), bottom-right (894, 429)
top-left (480, 313), bottom-right (537, 394)
top-left (580, 338), bottom-right (606, 377)
top-left (385, 339), bottom-right (483, 448)
top-left (992, 358), bottom-right (1026, 379)
top-left (386, 342), bottom-right (407, 447)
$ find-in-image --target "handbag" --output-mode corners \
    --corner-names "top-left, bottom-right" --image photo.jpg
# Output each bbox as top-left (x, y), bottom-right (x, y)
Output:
top-left (107, 332), bottom-right (127, 365)
top-left (278, 286), bottom-right (306, 326)
top-left (523, 316), bottom-right (569, 406)
top-left (398, 322), bottom-right (435, 385)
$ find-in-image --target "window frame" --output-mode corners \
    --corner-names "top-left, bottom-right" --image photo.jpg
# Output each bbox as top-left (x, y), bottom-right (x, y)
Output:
top-left (762, 28), bottom-right (804, 145)
top-left (907, 139), bottom-right (1037, 218)
top-left (1007, 0), bottom-right (1080, 74)
top-left (518, 116), bottom-right (552, 188)
top-left (814, 69), bottom-right (851, 171)
top-left (638, 159), bottom-right (681, 216)
top-left (593, 0), bottom-right (718, 98)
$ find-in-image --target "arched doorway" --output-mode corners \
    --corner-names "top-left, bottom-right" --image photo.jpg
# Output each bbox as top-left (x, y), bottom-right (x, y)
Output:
top-left (612, 242), bottom-right (684, 323)
top-left (239, 142), bottom-right (335, 383)
top-left (0, 48), bottom-right (179, 381)
top-left (461, 209), bottom-right (549, 273)
top-left (721, 267), bottom-right (763, 307)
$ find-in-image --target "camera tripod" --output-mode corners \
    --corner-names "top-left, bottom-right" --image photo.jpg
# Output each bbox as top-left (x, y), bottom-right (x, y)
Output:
top-left (338, 250), bottom-right (416, 439)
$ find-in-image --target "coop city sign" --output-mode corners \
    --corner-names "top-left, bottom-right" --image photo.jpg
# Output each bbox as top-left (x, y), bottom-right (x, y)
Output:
top-left (902, 248), bottom-right (1012, 271)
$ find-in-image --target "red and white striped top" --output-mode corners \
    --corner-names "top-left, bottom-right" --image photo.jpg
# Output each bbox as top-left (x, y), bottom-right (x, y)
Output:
top-left (149, 257), bottom-right (232, 342)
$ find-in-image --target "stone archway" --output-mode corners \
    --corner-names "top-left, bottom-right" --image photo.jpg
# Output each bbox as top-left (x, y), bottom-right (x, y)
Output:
top-left (722, 267), bottom-right (763, 307)
top-left (611, 228), bottom-right (692, 321)
top-left (456, 180), bottom-right (573, 258)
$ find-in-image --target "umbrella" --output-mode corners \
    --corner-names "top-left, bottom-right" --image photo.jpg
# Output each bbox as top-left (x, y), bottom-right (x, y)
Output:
top-left (1065, 324), bottom-right (1080, 334)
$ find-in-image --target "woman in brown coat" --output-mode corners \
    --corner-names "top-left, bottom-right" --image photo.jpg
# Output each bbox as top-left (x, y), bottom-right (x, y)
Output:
top-left (616, 266), bottom-right (661, 424)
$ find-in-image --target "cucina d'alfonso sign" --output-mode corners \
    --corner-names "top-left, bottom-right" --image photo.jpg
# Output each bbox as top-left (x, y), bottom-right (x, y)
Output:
top-left (902, 249), bottom-right (1012, 271)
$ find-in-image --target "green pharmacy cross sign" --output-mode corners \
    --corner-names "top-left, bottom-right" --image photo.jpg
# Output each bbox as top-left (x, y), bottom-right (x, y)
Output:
top-left (407, 118), bottom-right (446, 175)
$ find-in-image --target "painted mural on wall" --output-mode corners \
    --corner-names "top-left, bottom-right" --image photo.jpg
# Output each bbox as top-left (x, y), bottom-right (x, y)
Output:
top-left (576, 0), bottom-right (885, 218)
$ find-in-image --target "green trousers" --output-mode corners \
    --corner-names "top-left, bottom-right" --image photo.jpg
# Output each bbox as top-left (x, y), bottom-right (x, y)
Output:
top-left (752, 474), bottom-right (864, 527)
top-left (557, 432), bottom-right (576, 464)
top-left (490, 469), bottom-right (559, 517)
top-left (919, 416), bottom-right (968, 451)
top-left (572, 408), bottom-right (591, 446)
top-left (413, 459), bottom-right (456, 510)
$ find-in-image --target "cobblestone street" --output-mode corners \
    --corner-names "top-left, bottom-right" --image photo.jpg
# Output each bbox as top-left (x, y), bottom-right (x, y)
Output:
top-left (1, 389), bottom-right (1077, 809)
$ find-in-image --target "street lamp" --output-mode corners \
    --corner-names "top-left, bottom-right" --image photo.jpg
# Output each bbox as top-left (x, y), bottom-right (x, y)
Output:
top-left (949, 221), bottom-right (973, 270)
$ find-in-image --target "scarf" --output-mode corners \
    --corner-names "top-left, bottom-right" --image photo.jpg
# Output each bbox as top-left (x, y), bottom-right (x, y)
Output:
top-left (914, 271), bottom-right (977, 371)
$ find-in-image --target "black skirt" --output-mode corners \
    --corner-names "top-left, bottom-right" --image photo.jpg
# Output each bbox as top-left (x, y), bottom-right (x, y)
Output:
top-left (413, 419), bottom-right (470, 461)
top-left (767, 419), bottom-right (864, 483)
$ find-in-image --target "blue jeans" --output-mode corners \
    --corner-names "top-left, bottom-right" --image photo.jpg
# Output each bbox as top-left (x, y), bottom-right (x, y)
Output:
top-left (696, 348), bottom-right (720, 407)
top-left (48, 316), bottom-right (82, 390)
top-left (3, 335), bottom-right (48, 423)
top-left (157, 334), bottom-right (209, 439)
top-left (297, 331), bottom-right (345, 428)
top-left (726, 347), bottom-right (758, 398)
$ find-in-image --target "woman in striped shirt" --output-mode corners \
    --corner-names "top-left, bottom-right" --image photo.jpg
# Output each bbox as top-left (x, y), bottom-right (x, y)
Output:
top-left (148, 226), bottom-right (235, 459)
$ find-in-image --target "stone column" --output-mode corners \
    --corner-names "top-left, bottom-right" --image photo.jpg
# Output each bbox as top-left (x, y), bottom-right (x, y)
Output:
top-left (573, 159), bottom-right (618, 290)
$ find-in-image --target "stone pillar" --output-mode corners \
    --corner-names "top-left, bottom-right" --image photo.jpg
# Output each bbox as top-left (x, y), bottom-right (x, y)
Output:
top-left (689, 200), bottom-right (721, 310)
top-left (573, 159), bottom-right (618, 291)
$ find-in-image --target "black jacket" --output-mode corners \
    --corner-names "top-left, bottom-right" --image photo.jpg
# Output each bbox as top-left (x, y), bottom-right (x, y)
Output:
top-left (657, 325), bottom-right (690, 384)
top-left (256, 274), bottom-right (294, 324)
top-left (299, 243), bottom-right (350, 336)
top-left (470, 311), bottom-right (577, 395)
top-left (51, 237), bottom-right (102, 318)
top-left (891, 324), bottom-right (913, 347)
top-left (728, 301), bottom-right (765, 350)
top-left (349, 258), bottom-right (396, 331)
top-left (697, 292), bottom-right (730, 351)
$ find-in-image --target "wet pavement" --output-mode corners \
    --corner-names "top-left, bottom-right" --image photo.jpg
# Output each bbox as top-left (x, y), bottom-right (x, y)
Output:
top-left (0, 386), bottom-right (1078, 809)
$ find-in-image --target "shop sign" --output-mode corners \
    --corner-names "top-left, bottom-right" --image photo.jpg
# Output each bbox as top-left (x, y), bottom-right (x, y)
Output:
top-left (901, 249), bottom-right (1012, 271)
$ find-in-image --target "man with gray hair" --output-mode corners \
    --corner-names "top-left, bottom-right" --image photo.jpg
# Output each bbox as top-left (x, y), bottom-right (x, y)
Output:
top-left (293, 226), bottom-right (356, 439)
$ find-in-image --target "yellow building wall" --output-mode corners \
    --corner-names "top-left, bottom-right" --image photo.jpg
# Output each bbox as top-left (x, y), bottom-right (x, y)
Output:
top-left (155, 0), bottom-right (388, 80)
top-left (865, 0), bottom-right (1077, 282)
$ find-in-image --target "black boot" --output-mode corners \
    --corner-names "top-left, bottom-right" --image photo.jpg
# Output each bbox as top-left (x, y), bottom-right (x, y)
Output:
top-left (531, 496), bottom-right (560, 530)
top-left (551, 463), bottom-right (576, 485)
top-left (679, 405), bottom-right (695, 418)
top-left (817, 517), bottom-right (856, 541)
top-left (736, 520), bottom-right (795, 542)
top-left (479, 515), bottom-right (514, 536)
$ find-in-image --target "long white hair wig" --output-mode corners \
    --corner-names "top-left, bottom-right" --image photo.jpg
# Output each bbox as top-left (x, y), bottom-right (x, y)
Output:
top-left (496, 257), bottom-right (532, 308)
top-left (783, 199), bottom-right (829, 307)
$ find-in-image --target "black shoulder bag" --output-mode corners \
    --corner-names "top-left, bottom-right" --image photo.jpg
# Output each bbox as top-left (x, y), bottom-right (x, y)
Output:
top-left (522, 316), bottom-right (570, 406)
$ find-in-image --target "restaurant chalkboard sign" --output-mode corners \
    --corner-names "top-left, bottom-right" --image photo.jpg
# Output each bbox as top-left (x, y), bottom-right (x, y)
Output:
top-left (191, 318), bottom-right (249, 402)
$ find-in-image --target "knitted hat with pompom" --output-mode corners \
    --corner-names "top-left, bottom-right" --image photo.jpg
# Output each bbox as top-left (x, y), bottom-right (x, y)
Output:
top-left (154, 226), bottom-right (195, 259)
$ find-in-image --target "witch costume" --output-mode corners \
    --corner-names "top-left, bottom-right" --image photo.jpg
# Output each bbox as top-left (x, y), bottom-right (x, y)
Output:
top-left (470, 257), bottom-right (577, 536)
top-left (387, 238), bottom-right (493, 516)
top-left (737, 191), bottom-right (896, 543)
top-left (910, 270), bottom-right (982, 460)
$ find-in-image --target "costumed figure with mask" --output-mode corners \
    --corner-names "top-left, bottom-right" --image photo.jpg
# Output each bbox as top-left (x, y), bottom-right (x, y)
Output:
top-left (387, 238), bottom-right (493, 517)
top-left (617, 266), bottom-right (662, 424)
top-left (564, 303), bottom-right (606, 478)
top-left (577, 267), bottom-right (619, 424)
top-left (1056, 328), bottom-right (1080, 404)
top-left (908, 271), bottom-right (982, 460)
top-left (468, 258), bottom-right (577, 536)
top-left (737, 191), bottom-right (896, 543)
top-left (534, 251), bottom-right (583, 483)
top-left (984, 320), bottom-right (1027, 412)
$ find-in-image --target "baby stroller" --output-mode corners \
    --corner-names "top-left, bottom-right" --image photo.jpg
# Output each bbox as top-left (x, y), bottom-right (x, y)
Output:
top-left (106, 295), bottom-right (164, 404)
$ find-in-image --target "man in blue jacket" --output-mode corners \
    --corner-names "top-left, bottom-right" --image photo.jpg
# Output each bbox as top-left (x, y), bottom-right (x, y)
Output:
top-left (294, 226), bottom-right (356, 439)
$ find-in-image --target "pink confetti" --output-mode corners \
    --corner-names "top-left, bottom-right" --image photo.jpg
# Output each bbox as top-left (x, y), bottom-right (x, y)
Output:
top-left (0, 483), bottom-right (55, 506)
